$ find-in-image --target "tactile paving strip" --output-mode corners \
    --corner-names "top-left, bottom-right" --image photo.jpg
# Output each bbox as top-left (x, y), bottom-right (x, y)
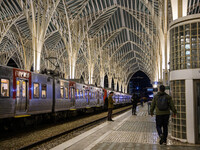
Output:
top-left (100, 105), bottom-right (191, 146)
top-left (101, 131), bottom-right (141, 143)
top-left (101, 109), bottom-right (160, 144)
top-left (117, 121), bottom-right (157, 133)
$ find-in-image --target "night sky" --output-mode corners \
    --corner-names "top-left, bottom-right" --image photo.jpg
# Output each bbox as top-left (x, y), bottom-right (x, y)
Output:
top-left (128, 71), bottom-right (152, 96)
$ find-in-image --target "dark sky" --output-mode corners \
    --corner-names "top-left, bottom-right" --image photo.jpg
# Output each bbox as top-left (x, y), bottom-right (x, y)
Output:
top-left (128, 71), bottom-right (152, 95)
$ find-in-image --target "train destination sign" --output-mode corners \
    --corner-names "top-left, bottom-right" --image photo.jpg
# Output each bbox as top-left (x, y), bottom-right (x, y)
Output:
top-left (15, 70), bottom-right (30, 79)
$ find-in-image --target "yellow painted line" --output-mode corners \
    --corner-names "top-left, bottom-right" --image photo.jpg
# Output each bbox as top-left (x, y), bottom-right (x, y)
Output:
top-left (70, 109), bottom-right (76, 111)
top-left (86, 107), bottom-right (91, 109)
top-left (14, 115), bottom-right (31, 118)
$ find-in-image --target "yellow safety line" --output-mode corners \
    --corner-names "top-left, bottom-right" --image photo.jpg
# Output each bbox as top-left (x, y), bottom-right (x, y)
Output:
top-left (70, 109), bottom-right (76, 111)
top-left (14, 115), bottom-right (31, 118)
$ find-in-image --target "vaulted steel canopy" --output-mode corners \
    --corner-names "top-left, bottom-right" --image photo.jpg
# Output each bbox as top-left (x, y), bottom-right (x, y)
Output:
top-left (0, 0), bottom-right (198, 85)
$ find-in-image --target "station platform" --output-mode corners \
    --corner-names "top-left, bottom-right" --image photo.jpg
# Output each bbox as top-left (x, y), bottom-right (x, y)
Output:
top-left (51, 105), bottom-right (200, 150)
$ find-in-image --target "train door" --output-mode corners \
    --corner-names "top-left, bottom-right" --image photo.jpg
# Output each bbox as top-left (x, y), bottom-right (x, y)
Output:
top-left (15, 79), bottom-right (28, 113)
top-left (70, 87), bottom-right (75, 106)
top-left (69, 81), bottom-right (76, 108)
top-left (194, 80), bottom-right (200, 143)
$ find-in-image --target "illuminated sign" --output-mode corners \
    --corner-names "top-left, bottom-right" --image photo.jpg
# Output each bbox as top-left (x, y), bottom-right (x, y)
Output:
top-left (15, 70), bottom-right (30, 79)
top-left (147, 88), bottom-right (153, 92)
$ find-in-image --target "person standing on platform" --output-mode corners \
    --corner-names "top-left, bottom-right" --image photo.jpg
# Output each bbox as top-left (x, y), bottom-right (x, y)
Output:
top-left (150, 85), bottom-right (177, 145)
top-left (107, 91), bottom-right (115, 121)
top-left (131, 93), bottom-right (138, 115)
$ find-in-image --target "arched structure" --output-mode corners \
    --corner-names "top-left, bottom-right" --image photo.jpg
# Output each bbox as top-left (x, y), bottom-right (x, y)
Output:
top-left (0, 0), bottom-right (168, 85)
top-left (128, 70), bottom-right (152, 95)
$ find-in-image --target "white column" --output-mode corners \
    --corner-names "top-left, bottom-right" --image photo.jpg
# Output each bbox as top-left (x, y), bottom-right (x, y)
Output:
top-left (171, 0), bottom-right (178, 20)
top-left (124, 84), bottom-right (128, 93)
top-left (182, 0), bottom-right (188, 17)
top-left (114, 79), bottom-right (118, 91)
top-left (186, 79), bottom-right (195, 143)
top-left (171, 0), bottom-right (188, 21)
top-left (118, 81), bottom-right (122, 92)
top-left (108, 75), bottom-right (112, 89)
top-left (100, 71), bottom-right (104, 87)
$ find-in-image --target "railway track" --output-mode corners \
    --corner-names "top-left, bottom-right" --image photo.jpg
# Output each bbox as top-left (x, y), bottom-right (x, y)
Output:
top-left (19, 106), bottom-right (131, 150)
top-left (0, 105), bottom-right (132, 150)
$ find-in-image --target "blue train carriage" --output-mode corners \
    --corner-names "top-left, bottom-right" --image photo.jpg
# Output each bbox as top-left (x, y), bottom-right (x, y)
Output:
top-left (127, 94), bottom-right (132, 103)
top-left (113, 92), bottom-right (120, 104)
top-left (122, 93), bottom-right (128, 104)
top-left (29, 71), bottom-right (53, 115)
top-left (0, 65), bottom-right (54, 119)
top-left (87, 85), bottom-right (97, 108)
top-left (0, 65), bottom-right (15, 119)
top-left (54, 78), bottom-right (72, 112)
top-left (75, 82), bottom-right (88, 109)
top-left (117, 92), bottom-right (122, 104)
top-left (95, 86), bottom-right (104, 107)
top-left (87, 85), bottom-right (104, 108)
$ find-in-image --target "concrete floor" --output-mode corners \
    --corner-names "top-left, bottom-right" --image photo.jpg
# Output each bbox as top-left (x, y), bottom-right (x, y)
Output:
top-left (51, 105), bottom-right (200, 150)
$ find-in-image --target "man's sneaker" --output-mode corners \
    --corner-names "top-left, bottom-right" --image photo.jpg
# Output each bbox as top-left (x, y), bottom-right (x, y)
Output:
top-left (159, 135), bottom-right (164, 145)
top-left (163, 140), bottom-right (167, 145)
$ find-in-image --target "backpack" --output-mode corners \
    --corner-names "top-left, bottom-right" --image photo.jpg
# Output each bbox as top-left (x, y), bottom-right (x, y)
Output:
top-left (104, 97), bottom-right (108, 108)
top-left (157, 95), bottom-right (169, 111)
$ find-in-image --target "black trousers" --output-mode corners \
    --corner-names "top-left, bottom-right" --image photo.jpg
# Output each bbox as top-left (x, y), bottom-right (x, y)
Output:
top-left (156, 115), bottom-right (170, 142)
top-left (108, 108), bottom-right (113, 120)
top-left (132, 105), bottom-right (137, 114)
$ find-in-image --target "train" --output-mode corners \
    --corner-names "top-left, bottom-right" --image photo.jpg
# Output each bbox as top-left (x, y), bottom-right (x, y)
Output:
top-left (0, 65), bottom-right (132, 120)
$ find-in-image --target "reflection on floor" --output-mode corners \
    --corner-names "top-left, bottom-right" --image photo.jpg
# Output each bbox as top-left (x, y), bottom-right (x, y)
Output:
top-left (91, 105), bottom-right (200, 150)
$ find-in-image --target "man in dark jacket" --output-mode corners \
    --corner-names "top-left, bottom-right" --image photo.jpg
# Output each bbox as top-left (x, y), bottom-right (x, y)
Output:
top-left (131, 93), bottom-right (138, 115)
top-left (150, 85), bottom-right (177, 145)
top-left (107, 91), bottom-right (115, 121)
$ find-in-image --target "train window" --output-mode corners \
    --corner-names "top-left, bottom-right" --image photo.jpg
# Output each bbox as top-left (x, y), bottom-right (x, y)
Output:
top-left (34, 83), bottom-right (39, 98)
top-left (16, 81), bottom-right (20, 97)
top-left (77, 89), bottom-right (79, 98)
top-left (60, 87), bottom-right (64, 98)
top-left (1, 79), bottom-right (9, 97)
top-left (65, 88), bottom-right (68, 99)
top-left (22, 81), bottom-right (26, 97)
top-left (80, 90), bottom-right (82, 98)
top-left (41, 84), bottom-right (47, 98)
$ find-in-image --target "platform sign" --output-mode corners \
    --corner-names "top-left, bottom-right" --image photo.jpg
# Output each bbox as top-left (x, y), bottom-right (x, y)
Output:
top-left (147, 88), bottom-right (153, 92)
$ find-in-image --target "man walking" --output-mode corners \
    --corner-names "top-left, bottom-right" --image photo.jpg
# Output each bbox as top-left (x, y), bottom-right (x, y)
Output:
top-left (131, 93), bottom-right (138, 115)
top-left (108, 91), bottom-right (115, 121)
top-left (150, 85), bottom-right (177, 145)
